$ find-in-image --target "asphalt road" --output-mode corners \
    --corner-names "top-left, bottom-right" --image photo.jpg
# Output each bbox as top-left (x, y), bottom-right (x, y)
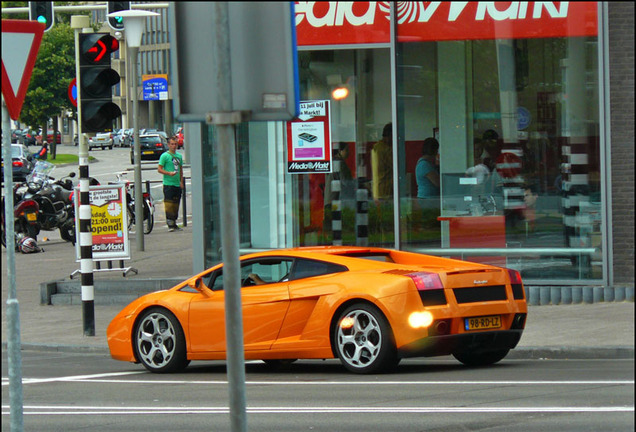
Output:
top-left (2, 350), bottom-right (633, 432)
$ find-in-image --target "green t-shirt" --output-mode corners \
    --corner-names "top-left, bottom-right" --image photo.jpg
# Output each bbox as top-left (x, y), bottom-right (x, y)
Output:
top-left (159, 151), bottom-right (183, 187)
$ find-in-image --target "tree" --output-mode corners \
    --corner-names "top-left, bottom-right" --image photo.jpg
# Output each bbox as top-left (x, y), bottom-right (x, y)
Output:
top-left (19, 22), bottom-right (76, 159)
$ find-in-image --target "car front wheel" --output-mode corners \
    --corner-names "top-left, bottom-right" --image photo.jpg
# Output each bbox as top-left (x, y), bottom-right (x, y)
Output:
top-left (133, 308), bottom-right (189, 373)
top-left (452, 349), bottom-right (510, 366)
top-left (333, 303), bottom-right (398, 374)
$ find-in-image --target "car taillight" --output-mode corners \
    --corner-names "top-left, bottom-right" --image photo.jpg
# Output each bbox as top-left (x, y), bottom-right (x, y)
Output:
top-left (155, 142), bottom-right (163, 148)
top-left (506, 268), bottom-right (525, 299)
top-left (407, 272), bottom-right (444, 290)
top-left (13, 160), bottom-right (23, 167)
top-left (407, 272), bottom-right (447, 306)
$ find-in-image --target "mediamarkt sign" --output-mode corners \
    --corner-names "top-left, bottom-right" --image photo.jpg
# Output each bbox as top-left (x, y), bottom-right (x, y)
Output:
top-left (295, 1), bottom-right (598, 46)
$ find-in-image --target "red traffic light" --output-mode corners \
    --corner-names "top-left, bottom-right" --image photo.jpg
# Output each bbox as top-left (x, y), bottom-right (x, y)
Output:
top-left (80, 34), bottom-right (119, 65)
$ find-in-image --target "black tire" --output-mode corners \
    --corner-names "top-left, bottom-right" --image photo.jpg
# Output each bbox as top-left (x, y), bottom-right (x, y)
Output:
top-left (133, 308), bottom-right (190, 373)
top-left (59, 220), bottom-right (76, 245)
top-left (452, 349), bottom-right (510, 366)
top-left (332, 303), bottom-right (398, 374)
top-left (142, 200), bottom-right (154, 234)
top-left (127, 205), bottom-right (135, 231)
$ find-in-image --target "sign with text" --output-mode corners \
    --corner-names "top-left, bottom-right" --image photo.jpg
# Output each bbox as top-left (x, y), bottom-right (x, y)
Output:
top-left (286, 100), bottom-right (332, 174)
top-left (143, 74), bottom-right (168, 101)
top-left (294, 2), bottom-right (598, 46)
top-left (75, 185), bottom-right (130, 261)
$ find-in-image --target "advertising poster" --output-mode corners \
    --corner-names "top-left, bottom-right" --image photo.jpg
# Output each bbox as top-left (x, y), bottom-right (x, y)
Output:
top-left (75, 185), bottom-right (130, 261)
top-left (142, 74), bottom-right (169, 101)
top-left (286, 100), bottom-right (332, 174)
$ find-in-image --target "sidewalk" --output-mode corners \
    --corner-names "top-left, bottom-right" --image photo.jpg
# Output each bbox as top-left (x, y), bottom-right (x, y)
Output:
top-left (1, 202), bottom-right (634, 359)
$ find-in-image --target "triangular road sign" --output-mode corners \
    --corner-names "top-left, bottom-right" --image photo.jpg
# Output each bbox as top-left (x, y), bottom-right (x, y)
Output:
top-left (1, 19), bottom-right (45, 120)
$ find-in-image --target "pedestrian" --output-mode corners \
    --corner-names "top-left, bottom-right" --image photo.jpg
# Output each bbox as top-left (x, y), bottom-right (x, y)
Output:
top-left (157, 136), bottom-right (184, 231)
top-left (415, 137), bottom-right (440, 198)
top-left (371, 123), bottom-right (393, 201)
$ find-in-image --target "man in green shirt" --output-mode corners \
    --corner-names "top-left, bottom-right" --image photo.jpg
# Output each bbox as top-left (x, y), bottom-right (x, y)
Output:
top-left (158, 136), bottom-right (184, 231)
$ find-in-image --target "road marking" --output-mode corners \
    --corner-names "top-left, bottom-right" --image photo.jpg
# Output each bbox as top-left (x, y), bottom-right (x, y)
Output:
top-left (1, 371), bottom-right (144, 386)
top-left (2, 405), bottom-right (633, 415)
top-left (34, 378), bottom-right (634, 386)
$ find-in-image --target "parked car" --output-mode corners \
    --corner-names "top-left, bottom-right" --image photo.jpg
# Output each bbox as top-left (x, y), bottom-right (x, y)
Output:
top-left (130, 134), bottom-right (168, 164)
top-left (113, 129), bottom-right (126, 147)
top-left (123, 128), bottom-right (134, 147)
top-left (35, 130), bottom-right (62, 145)
top-left (1, 144), bottom-right (34, 182)
top-left (176, 127), bottom-right (184, 148)
top-left (106, 246), bottom-right (528, 374)
top-left (88, 132), bottom-right (114, 150)
top-left (19, 128), bottom-right (36, 147)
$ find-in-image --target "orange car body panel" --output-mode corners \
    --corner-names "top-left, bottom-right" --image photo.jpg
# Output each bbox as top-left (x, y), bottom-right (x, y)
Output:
top-left (107, 246), bottom-right (527, 364)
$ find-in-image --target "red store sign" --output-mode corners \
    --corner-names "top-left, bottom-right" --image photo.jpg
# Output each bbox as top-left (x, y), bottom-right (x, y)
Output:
top-left (295, 1), bottom-right (598, 46)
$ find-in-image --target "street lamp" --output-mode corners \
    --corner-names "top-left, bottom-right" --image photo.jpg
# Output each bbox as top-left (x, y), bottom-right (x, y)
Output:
top-left (108, 9), bottom-right (159, 251)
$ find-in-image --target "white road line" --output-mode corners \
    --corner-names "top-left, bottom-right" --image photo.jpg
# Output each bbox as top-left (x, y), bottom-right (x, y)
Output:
top-left (2, 406), bottom-right (633, 416)
top-left (1, 371), bottom-right (144, 386)
top-left (19, 378), bottom-right (631, 386)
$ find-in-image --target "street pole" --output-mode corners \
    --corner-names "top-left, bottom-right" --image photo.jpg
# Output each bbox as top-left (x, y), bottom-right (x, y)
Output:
top-left (71, 15), bottom-right (95, 337)
top-left (3, 99), bottom-right (24, 432)
top-left (212, 3), bottom-right (247, 431)
top-left (130, 45), bottom-right (144, 251)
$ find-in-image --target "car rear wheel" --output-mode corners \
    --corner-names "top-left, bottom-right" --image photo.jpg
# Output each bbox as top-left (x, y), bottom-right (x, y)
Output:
top-left (333, 303), bottom-right (398, 374)
top-left (452, 349), bottom-right (510, 366)
top-left (133, 308), bottom-right (189, 373)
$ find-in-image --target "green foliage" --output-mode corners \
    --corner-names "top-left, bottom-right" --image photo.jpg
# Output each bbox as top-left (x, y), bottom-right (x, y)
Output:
top-left (1, 1), bottom-right (28, 20)
top-left (19, 22), bottom-right (76, 129)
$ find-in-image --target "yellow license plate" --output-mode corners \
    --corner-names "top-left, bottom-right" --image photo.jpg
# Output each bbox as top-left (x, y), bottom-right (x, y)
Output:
top-left (143, 151), bottom-right (154, 155)
top-left (465, 315), bottom-right (501, 331)
top-left (26, 212), bottom-right (37, 221)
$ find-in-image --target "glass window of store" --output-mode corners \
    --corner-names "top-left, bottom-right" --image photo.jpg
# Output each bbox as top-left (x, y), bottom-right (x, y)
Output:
top-left (294, 48), bottom-right (394, 247)
top-left (396, 2), bottom-right (603, 282)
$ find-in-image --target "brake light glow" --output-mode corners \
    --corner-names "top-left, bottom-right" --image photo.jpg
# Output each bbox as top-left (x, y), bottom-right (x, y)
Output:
top-left (408, 311), bottom-right (434, 329)
top-left (407, 272), bottom-right (444, 291)
top-left (12, 161), bottom-right (23, 167)
top-left (156, 143), bottom-right (163, 147)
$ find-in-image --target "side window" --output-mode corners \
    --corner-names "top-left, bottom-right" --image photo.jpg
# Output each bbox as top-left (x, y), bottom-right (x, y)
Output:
top-left (289, 258), bottom-right (348, 281)
top-left (240, 258), bottom-right (293, 286)
top-left (201, 269), bottom-right (224, 291)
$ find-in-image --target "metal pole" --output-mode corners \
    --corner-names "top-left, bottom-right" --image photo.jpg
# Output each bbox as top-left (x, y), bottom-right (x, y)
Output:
top-left (213, 3), bottom-right (247, 431)
top-left (3, 99), bottom-right (24, 432)
top-left (74, 21), bottom-right (95, 337)
top-left (130, 45), bottom-right (144, 251)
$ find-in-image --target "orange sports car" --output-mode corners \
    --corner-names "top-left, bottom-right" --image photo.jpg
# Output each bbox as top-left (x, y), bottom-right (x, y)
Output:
top-left (107, 246), bottom-right (527, 374)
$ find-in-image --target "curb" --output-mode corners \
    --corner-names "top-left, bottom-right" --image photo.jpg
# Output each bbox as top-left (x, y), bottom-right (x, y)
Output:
top-left (5, 342), bottom-right (633, 360)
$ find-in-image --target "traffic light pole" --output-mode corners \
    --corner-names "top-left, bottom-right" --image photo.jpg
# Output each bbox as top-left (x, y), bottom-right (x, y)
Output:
top-left (72, 16), bottom-right (96, 337)
top-left (130, 45), bottom-right (144, 252)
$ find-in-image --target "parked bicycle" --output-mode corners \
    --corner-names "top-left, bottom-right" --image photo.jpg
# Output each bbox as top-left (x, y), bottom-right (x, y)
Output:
top-left (110, 172), bottom-right (154, 234)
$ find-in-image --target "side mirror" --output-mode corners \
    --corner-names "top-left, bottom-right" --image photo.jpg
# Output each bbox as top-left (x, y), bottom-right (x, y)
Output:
top-left (188, 277), bottom-right (211, 296)
top-left (69, 172), bottom-right (76, 178)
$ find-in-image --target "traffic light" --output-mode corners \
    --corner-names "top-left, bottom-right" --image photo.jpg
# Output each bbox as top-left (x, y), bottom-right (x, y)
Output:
top-left (107, 1), bottom-right (130, 31)
top-left (79, 33), bottom-right (122, 133)
top-left (29, 1), bottom-right (54, 32)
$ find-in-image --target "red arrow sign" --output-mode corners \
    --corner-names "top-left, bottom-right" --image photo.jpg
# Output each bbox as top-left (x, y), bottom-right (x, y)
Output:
top-left (1, 19), bottom-right (45, 120)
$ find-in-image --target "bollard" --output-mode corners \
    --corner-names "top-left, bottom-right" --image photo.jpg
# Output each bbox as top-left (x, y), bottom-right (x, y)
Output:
top-left (550, 287), bottom-right (562, 305)
top-left (571, 287), bottom-right (582, 304)
top-left (561, 287), bottom-right (572, 304)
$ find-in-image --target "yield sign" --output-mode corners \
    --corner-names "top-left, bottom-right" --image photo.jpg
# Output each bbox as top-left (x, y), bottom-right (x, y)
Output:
top-left (1, 20), bottom-right (45, 120)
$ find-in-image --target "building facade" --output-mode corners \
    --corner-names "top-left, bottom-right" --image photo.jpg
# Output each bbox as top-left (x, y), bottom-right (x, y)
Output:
top-left (178, 2), bottom-right (633, 290)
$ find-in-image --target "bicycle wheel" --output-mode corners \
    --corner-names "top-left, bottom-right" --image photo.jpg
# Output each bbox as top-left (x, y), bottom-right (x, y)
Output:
top-left (143, 200), bottom-right (154, 234)
top-left (127, 204), bottom-right (135, 232)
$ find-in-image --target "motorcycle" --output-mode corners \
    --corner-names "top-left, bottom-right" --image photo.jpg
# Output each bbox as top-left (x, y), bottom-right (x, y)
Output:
top-left (1, 161), bottom-right (76, 248)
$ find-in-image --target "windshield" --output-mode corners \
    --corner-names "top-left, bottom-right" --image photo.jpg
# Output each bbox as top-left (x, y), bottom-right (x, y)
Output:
top-left (27, 161), bottom-right (55, 183)
top-left (11, 146), bottom-right (22, 158)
